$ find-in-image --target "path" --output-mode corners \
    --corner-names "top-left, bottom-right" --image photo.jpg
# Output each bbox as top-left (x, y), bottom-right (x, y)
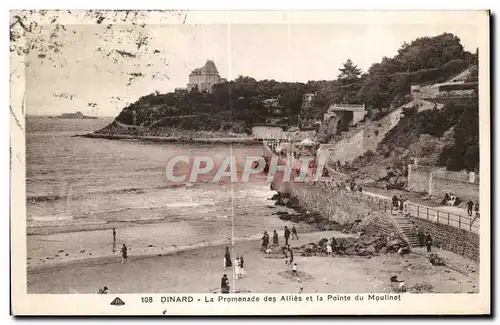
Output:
top-left (362, 188), bottom-right (479, 234)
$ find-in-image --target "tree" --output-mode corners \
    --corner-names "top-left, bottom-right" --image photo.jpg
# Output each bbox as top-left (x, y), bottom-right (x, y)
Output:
top-left (338, 59), bottom-right (362, 81)
top-left (336, 59), bottom-right (362, 104)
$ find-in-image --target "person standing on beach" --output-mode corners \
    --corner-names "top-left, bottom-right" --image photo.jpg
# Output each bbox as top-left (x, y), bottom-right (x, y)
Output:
top-left (112, 228), bottom-right (117, 253)
top-left (288, 246), bottom-right (294, 267)
top-left (235, 257), bottom-right (241, 280)
top-left (240, 256), bottom-right (245, 279)
top-left (98, 286), bottom-right (109, 294)
top-left (291, 225), bottom-right (299, 240)
top-left (262, 232), bottom-right (270, 250)
top-left (327, 241), bottom-right (333, 257)
top-left (296, 278), bottom-right (304, 294)
top-left (221, 274), bottom-right (230, 294)
top-left (284, 226), bottom-right (291, 246)
top-left (120, 244), bottom-right (128, 264)
top-left (426, 234), bottom-right (433, 253)
top-left (273, 230), bottom-right (279, 246)
top-left (223, 246), bottom-right (232, 270)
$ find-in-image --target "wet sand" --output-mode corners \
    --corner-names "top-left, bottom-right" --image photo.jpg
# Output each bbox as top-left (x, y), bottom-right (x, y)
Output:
top-left (27, 205), bottom-right (321, 270)
top-left (28, 231), bottom-right (478, 294)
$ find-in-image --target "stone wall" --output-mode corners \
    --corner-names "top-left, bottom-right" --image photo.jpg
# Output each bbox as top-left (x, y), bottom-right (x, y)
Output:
top-left (431, 177), bottom-right (479, 202)
top-left (327, 130), bottom-right (364, 164)
top-left (325, 104), bottom-right (404, 164)
top-left (408, 216), bottom-right (479, 261)
top-left (407, 165), bottom-right (479, 201)
top-left (407, 165), bottom-right (431, 193)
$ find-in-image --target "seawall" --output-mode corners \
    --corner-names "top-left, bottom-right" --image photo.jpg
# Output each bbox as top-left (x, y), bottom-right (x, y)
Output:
top-left (78, 133), bottom-right (261, 145)
top-left (409, 216), bottom-right (479, 261)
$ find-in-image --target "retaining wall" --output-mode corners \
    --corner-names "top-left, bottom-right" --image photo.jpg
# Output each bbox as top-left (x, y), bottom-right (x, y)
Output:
top-left (409, 216), bottom-right (479, 261)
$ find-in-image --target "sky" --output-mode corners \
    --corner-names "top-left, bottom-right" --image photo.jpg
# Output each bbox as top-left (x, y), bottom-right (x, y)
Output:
top-left (16, 10), bottom-right (483, 117)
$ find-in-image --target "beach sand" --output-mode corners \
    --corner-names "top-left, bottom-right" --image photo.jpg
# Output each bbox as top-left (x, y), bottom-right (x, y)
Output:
top-left (27, 230), bottom-right (478, 294)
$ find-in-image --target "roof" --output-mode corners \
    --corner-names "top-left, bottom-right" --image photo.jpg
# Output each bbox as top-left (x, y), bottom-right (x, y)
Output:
top-left (202, 60), bottom-right (219, 75)
top-left (189, 60), bottom-right (220, 76)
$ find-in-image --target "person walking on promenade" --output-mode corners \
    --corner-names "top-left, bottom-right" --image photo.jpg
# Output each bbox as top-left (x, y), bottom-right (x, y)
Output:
top-left (403, 198), bottom-right (409, 214)
top-left (426, 234), bottom-right (433, 253)
top-left (284, 226), bottom-right (291, 246)
top-left (223, 246), bottom-right (232, 270)
top-left (392, 195), bottom-right (399, 209)
top-left (273, 230), bottom-right (279, 246)
top-left (291, 225), bottom-right (299, 240)
top-left (221, 274), bottom-right (230, 294)
top-left (120, 244), bottom-right (128, 264)
top-left (466, 199), bottom-right (474, 216)
top-left (399, 196), bottom-right (404, 213)
top-left (472, 201), bottom-right (480, 224)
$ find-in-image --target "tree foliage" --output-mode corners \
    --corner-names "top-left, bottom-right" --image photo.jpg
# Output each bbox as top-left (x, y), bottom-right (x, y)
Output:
top-left (116, 77), bottom-right (310, 129)
top-left (379, 97), bottom-right (478, 171)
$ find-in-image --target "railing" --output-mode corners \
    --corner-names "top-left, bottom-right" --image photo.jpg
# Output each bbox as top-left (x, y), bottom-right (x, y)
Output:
top-left (348, 191), bottom-right (479, 233)
top-left (264, 144), bottom-right (480, 234)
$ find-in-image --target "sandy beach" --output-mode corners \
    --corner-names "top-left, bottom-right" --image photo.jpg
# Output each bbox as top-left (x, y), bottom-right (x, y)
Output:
top-left (28, 229), bottom-right (478, 294)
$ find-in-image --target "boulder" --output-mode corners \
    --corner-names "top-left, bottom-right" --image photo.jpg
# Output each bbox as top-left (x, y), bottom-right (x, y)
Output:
top-left (358, 244), bottom-right (376, 256)
top-left (358, 249), bottom-right (371, 256)
top-left (345, 247), bottom-right (357, 255)
top-left (429, 253), bottom-right (446, 266)
top-left (278, 214), bottom-right (292, 221)
top-left (366, 245), bottom-right (376, 254)
top-left (386, 239), bottom-right (403, 249)
top-left (398, 246), bottom-right (411, 255)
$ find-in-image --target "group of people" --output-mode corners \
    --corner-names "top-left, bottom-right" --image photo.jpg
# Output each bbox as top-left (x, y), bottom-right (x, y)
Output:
top-left (326, 237), bottom-right (337, 257)
top-left (441, 192), bottom-right (461, 206)
top-left (411, 222), bottom-right (433, 252)
top-left (224, 246), bottom-right (245, 278)
top-left (97, 286), bottom-right (109, 294)
top-left (347, 182), bottom-right (363, 193)
top-left (110, 228), bottom-right (129, 264)
top-left (392, 195), bottom-right (409, 214)
top-left (261, 225), bottom-right (299, 251)
top-left (281, 244), bottom-right (303, 293)
top-left (221, 246), bottom-right (245, 293)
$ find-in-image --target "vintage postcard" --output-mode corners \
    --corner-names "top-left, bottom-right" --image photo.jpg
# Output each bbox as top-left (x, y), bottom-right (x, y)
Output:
top-left (10, 10), bottom-right (490, 315)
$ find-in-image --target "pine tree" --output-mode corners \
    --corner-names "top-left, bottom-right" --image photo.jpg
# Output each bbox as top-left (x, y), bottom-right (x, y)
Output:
top-left (337, 59), bottom-right (362, 103)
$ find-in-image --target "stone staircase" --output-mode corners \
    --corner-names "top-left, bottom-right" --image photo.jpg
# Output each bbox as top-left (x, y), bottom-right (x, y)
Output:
top-left (390, 212), bottom-right (419, 247)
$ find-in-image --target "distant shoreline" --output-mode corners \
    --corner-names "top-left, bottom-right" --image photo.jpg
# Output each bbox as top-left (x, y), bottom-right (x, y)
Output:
top-left (76, 133), bottom-right (262, 145)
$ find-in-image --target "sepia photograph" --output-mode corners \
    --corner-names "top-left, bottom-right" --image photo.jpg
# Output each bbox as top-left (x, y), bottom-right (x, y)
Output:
top-left (10, 9), bottom-right (490, 315)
